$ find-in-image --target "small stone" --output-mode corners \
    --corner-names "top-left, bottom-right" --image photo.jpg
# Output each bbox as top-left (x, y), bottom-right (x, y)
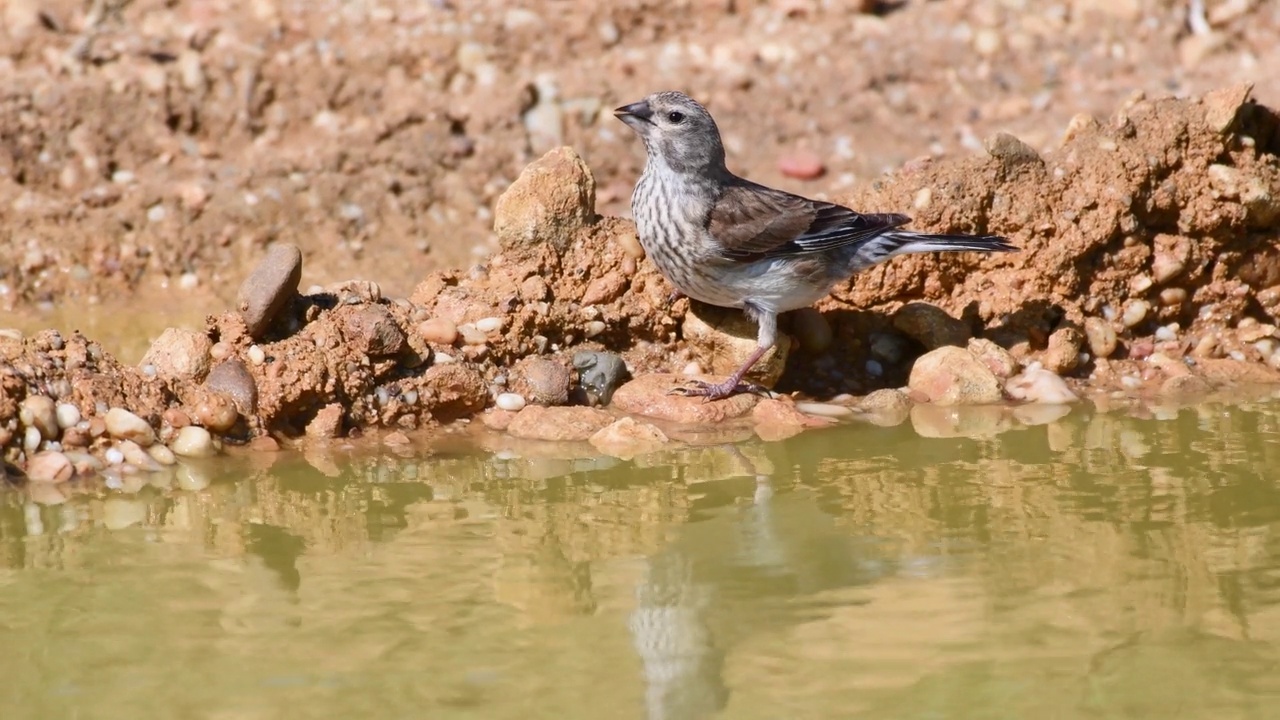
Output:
top-left (778, 150), bottom-right (825, 180)
top-left (205, 360), bottom-right (258, 415)
top-left (984, 131), bottom-right (1042, 167)
top-left (147, 444), bottom-right (177, 466)
top-left (237, 242), bottom-right (303, 339)
top-left (573, 351), bottom-right (629, 406)
top-left (584, 321), bottom-right (607, 338)
top-left (55, 403), bottom-right (81, 430)
top-left (615, 230), bottom-right (645, 260)
top-left (509, 357), bottom-right (573, 406)
top-left (869, 332), bottom-right (910, 365)
top-left (22, 426), bottom-right (40, 453)
top-left (1084, 317), bottom-right (1118, 358)
top-left (1202, 82), bottom-right (1253, 134)
top-left (506, 405), bottom-right (615, 442)
top-left (793, 402), bottom-right (855, 418)
top-left (475, 316), bottom-right (503, 333)
top-left (343, 305), bottom-right (407, 356)
top-left (418, 318), bottom-right (459, 345)
top-left (495, 393), bottom-right (527, 412)
top-left (247, 345), bottom-right (266, 365)
top-left (26, 451), bottom-right (74, 484)
top-left (610, 373), bottom-right (759, 423)
top-left (966, 338), bottom-right (1019, 379)
top-left (908, 346), bottom-right (1004, 406)
top-left (493, 147), bottom-right (596, 254)
top-left (306, 404), bottom-right (345, 439)
top-left (791, 308), bottom-right (833, 352)
top-left (163, 408), bottom-right (192, 429)
top-left (171, 426), bottom-right (216, 458)
top-left (1161, 374), bottom-right (1212, 397)
top-left (190, 391), bottom-right (238, 433)
top-left (519, 276), bottom-right (550, 302)
top-left (856, 389), bottom-right (912, 426)
top-left (119, 440), bottom-right (161, 471)
top-left (105, 408), bottom-right (156, 446)
top-left (1006, 367), bottom-right (1079, 404)
top-left (1122, 300), bottom-right (1151, 328)
top-left (894, 302), bottom-right (971, 349)
top-left (20, 395), bottom-right (58, 440)
top-left (589, 417), bottom-right (669, 459)
top-left (581, 272), bottom-right (627, 306)
top-left (1151, 234), bottom-right (1190, 284)
top-left (457, 323), bottom-right (488, 346)
top-left (1041, 327), bottom-right (1084, 375)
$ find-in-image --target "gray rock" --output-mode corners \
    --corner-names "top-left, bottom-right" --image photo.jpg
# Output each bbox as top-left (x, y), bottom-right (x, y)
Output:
top-left (237, 243), bottom-right (303, 339)
top-left (573, 351), bottom-right (628, 406)
top-left (205, 360), bottom-right (258, 415)
top-left (342, 305), bottom-right (406, 356)
top-left (893, 303), bottom-right (971, 350)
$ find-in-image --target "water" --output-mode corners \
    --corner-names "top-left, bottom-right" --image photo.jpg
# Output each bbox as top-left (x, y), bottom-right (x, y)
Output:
top-left (4, 401), bottom-right (1280, 719)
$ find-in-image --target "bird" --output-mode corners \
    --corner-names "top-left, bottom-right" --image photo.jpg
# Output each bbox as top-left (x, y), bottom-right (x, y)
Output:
top-left (614, 90), bottom-right (1016, 401)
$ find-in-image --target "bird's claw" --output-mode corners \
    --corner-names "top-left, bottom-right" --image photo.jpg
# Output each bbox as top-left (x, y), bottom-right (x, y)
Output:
top-left (667, 379), bottom-right (768, 402)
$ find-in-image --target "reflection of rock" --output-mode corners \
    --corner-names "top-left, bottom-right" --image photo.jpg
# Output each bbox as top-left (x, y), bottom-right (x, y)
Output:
top-left (910, 403), bottom-right (1012, 438)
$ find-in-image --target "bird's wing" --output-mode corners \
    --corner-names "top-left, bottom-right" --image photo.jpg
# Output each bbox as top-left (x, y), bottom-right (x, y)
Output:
top-left (705, 180), bottom-right (910, 261)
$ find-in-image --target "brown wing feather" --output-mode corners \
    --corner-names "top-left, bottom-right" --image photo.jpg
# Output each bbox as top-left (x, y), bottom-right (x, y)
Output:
top-left (706, 179), bottom-right (911, 262)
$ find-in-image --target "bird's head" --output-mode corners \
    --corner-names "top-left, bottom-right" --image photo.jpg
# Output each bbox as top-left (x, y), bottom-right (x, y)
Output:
top-left (614, 91), bottom-right (726, 173)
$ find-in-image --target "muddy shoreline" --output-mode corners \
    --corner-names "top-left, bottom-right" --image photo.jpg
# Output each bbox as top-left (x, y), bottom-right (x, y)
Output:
top-left (3, 84), bottom-right (1280, 489)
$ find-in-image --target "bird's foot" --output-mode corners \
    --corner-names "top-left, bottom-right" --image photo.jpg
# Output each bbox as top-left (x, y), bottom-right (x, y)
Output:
top-left (668, 378), bottom-right (768, 402)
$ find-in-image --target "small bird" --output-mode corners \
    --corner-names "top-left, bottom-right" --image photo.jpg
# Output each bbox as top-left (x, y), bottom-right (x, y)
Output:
top-left (615, 91), bottom-right (1016, 401)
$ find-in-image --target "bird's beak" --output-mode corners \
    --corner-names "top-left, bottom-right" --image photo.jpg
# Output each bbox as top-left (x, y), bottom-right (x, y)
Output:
top-left (614, 100), bottom-right (654, 128)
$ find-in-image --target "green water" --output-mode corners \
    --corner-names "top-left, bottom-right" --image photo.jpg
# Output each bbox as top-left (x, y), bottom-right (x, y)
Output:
top-left (4, 401), bottom-right (1280, 719)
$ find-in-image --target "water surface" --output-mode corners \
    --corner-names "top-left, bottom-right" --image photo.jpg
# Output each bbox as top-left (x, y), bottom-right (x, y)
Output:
top-left (4, 401), bottom-right (1280, 719)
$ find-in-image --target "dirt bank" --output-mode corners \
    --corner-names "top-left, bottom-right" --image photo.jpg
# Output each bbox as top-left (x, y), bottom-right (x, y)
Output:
top-left (3, 83), bottom-right (1280, 490)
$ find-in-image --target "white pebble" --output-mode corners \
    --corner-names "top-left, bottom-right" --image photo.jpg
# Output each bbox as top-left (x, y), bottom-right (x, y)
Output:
top-left (23, 426), bottom-right (42, 453)
top-left (1229, 350), bottom-right (1246, 361)
top-left (434, 352), bottom-right (455, 364)
top-left (475, 316), bottom-right (503, 333)
top-left (584, 321), bottom-right (607, 338)
top-left (170, 426), bottom-right (216, 458)
top-left (495, 393), bottom-right (527, 412)
top-left (147, 444), bottom-right (177, 466)
top-left (682, 361), bottom-right (703, 376)
top-left (146, 204), bottom-right (167, 222)
top-left (1154, 324), bottom-right (1179, 342)
top-left (179, 272), bottom-right (199, 290)
top-left (457, 324), bottom-right (487, 345)
top-left (1121, 300), bottom-right (1150, 328)
top-left (119, 441), bottom-right (161, 471)
top-left (1120, 375), bottom-right (1143, 389)
top-left (794, 402), bottom-right (854, 418)
top-left (55, 403), bottom-right (81, 429)
top-left (247, 345), bottom-right (266, 365)
top-left (105, 447), bottom-right (125, 465)
top-left (105, 407), bottom-right (156, 446)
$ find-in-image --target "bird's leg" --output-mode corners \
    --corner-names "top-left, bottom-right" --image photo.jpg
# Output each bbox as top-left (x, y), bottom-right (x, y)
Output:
top-left (672, 305), bottom-right (775, 401)
top-left (667, 287), bottom-right (686, 305)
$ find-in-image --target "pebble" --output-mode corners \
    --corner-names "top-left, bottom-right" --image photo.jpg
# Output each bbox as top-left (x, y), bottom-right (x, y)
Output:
top-left (457, 323), bottom-right (488, 345)
top-left (192, 393), bottom-right (238, 433)
top-left (1006, 367), bottom-right (1079, 404)
top-left (247, 345), bottom-right (266, 365)
top-left (119, 440), bottom-right (162, 471)
top-left (794, 401), bottom-right (854, 418)
top-left (237, 242), bottom-right (303, 339)
top-left (105, 447), bottom-right (125, 465)
top-left (171, 426), bottom-right (216, 457)
top-left (792, 308), bottom-right (833, 352)
top-left (584, 321), bottom-right (607, 338)
top-left (510, 357), bottom-right (572, 406)
top-left (894, 303), bottom-right (970, 349)
top-left (55, 403), bottom-right (81, 429)
top-left (475, 316), bottom-right (503, 333)
top-left (1121, 300), bottom-right (1151, 328)
top-left (20, 395), bottom-right (58, 440)
top-left (495, 393), bottom-right (527, 412)
top-left (105, 407), bottom-right (155, 446)
top-left (778, 150), bottom-right (825, 180)
top-left (205, 360), bottom-right (258, 415)
top-left (418, 318), bottom-right (459, 345)
top-left (1159, 287), bottom-right (1187, 307)
top-left (1083, 317), bottom-right (1118, 358)
top-left (573, 351), bottom-right (629, 406)
top-left (1155, 323), bottom-right (1180, 342)
top-left (26, 451), bottom-right (74, 483)
top-left (148, 444), bottom-right (177, 466)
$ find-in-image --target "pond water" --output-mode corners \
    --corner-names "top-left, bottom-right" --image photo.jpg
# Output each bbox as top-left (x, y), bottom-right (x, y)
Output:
top-left (4, 400), bottom-right (1280, 719)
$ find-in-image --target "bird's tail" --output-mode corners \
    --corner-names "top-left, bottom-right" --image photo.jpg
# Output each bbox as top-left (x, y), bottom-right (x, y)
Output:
top-left (850, 229), bottom-right (1016, 271)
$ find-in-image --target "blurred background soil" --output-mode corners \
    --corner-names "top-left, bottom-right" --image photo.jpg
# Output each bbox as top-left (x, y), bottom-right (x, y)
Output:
top-left (1, 0), bottom-right (1276, 340)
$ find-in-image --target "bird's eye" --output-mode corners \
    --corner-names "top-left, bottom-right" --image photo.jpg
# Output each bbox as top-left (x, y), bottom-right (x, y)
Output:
top-left (666, 111), bottom-right (685, 124)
